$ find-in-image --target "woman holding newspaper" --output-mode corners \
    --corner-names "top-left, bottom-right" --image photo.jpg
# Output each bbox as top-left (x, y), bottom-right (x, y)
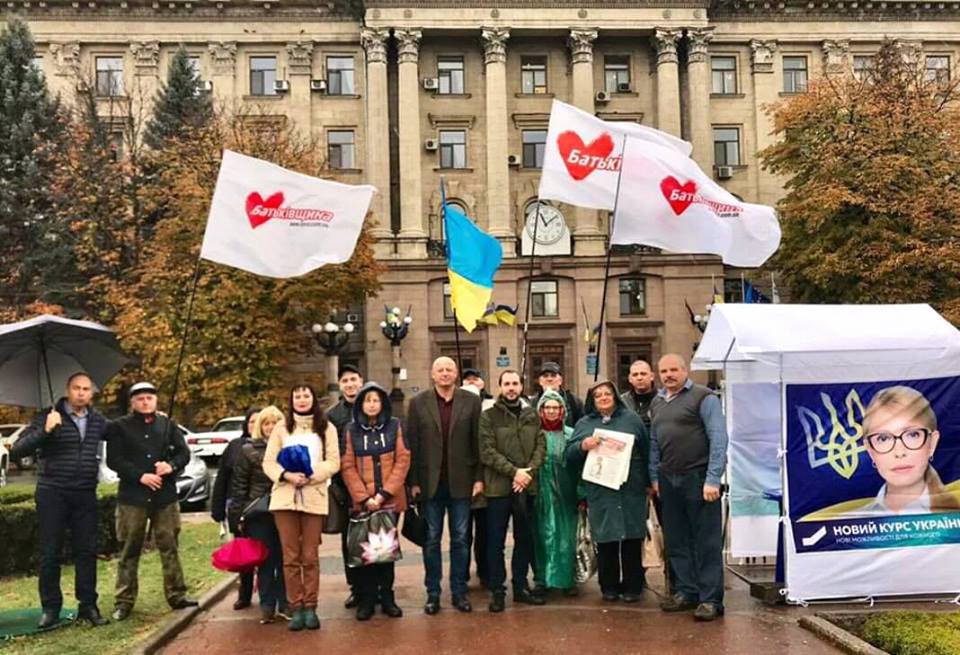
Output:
top-left (565, 381), bottom-right (651, 602)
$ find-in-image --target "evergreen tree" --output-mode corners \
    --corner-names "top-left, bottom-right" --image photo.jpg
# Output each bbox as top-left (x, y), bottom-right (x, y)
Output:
top-left (143, 46), bottom-right (212, 149)
top-left (0, 18), bottom-right (73, 316)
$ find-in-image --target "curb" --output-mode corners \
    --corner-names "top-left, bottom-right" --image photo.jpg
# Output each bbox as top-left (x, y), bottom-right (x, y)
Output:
top-left (135, 573), bottom-right (238, 655)
top-left (798, 615), bottom-right (889, 655)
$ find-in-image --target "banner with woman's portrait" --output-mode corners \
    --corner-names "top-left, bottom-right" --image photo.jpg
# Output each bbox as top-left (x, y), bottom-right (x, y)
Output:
top-left (783, 375), bottom-right (960, 601)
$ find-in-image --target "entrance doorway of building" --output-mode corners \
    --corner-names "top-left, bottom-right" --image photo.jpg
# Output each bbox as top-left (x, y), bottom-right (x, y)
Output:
top-left (615, 343), bottom-right (654, 393)
top-left (525, 343), bottom-right (566, 394)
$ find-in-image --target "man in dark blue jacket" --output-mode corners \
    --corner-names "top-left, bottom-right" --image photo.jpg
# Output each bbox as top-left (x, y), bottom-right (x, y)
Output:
top-left (12, 372), bottom-right (110, 629)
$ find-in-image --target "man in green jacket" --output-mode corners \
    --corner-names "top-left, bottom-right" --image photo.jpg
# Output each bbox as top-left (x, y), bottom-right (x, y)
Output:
top-left (480, 369), bottom-right (546, 613)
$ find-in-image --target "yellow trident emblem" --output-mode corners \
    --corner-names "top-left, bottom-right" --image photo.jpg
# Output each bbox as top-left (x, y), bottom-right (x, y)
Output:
top-left (797, 390), bottom-right (866, 480)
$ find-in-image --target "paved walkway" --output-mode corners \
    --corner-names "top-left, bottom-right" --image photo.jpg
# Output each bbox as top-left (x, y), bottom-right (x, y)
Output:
top-left (161, 535), bottom-right (844, 655)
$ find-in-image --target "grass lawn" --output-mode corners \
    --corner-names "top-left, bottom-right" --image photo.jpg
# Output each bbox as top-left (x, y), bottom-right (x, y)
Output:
top-left (0, 521), bottom-right (227, 655)
top-left (862, 611), bottom-right (960, 655)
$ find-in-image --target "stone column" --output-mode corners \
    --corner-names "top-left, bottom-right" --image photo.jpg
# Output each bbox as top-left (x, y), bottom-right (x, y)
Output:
top-left (207, 41), bottom-right (238, 101)
top-left (652, 28), bottom-right (683, 137)
top-left (567, 28), bottom-right (604, 256)
top-left (395, 29), bottom-right (427, 259)
top-left (285, 40), bottom-right (314, 132)
top-left (130, 41), bottom-right (160, 114)
top-left (686, 27), bottom-right (714, 171)
top-left (481, 27), bottom-right (513, 256)
top-left (750, 39), bottom-right (778, 203)
top-left (361, 27), bottom-right (393, 255)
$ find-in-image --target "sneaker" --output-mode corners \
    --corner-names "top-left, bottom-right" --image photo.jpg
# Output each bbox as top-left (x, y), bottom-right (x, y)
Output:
top-left (275, 608), bottom-right (292, 622)
top-left (660, 593), bottom-right (698, 612)
top-left (303, 608), bottom-right (320, 630)
top-left (111, 606), bottom-right (131, 622)
top-left (693, 602), bottom-right (724, 621)
top-left (259, 609), bottom-right (275, 624)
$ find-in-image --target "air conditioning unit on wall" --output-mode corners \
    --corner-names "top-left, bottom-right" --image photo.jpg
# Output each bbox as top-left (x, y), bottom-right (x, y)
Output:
top-left (507, 154), bottom-right (521, 166)
top-left (273, 79), bottom-right (290, 93)
top-left (595, 90), bottom-right (611, 103)
top-left (424, 138), bottom-right (438, 151)
top-left (715, 165), bottom-right (734, 180)
top-left (310, 79), bottom-right (327, 92)
top-left (422, 77), bottom-right (439, 91)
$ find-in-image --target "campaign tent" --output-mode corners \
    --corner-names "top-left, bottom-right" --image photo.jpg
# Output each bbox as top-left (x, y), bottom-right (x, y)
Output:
top-left (692, 304), bottom-right (960, 602)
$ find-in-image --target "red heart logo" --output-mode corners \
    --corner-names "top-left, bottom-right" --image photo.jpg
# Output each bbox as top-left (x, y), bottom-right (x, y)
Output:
top-left (659, 176), bottom-right (697, 215)
top-left (245, 191), bottom-right (285, 229)
top-left (556, 131), bottom-right (615, 181)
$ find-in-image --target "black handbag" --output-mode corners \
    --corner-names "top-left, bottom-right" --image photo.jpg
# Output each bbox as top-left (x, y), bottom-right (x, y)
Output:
top-left (240, 494), bottom-right (271, 521)
top-left (323, 480), bottom-right (349, 534)
top-left (401, 501), bottom-right (427, 547)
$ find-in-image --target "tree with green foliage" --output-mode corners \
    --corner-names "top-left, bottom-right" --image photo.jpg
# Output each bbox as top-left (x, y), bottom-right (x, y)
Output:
top-left (143, 46), bottom-right (212, 150)
top-left (761, 40), bottom-right (960, 323)
top-left (0, 18), bottom-right (73, 318)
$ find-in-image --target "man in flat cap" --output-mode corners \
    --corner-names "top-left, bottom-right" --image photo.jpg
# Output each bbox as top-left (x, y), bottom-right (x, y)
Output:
top-left (531, 362), bottom-right (583, 429)
top-left (106, 382), bottom-right (198, 621)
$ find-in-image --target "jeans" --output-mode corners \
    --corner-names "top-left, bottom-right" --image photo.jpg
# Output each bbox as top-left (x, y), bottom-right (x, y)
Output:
top-left (485, 495), bottom-right (535, 594)
top-left (36, 486), bottom-right (99, 612)
top-left (423, 481), bottom-right (471, 598)
top-left (659, 468), bottom-right (724, 606)
top-left (597, 539), bottom-right (645, 596)
top-left (115, 502), bottom-right (188, 610)
top-left (244, 514), bottom-right (286, 612)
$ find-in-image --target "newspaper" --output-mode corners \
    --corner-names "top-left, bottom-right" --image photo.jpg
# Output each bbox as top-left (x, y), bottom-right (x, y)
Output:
top-left (581, 428), bottom-right (635, 490)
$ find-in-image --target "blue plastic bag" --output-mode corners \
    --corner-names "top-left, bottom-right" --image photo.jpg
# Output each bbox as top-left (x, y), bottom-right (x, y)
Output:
top-left (277, 444), bottom-right (314, 478)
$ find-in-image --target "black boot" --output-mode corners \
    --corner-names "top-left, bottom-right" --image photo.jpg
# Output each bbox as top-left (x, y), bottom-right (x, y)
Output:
top-left (489, 592), bottom-right (505, 613)
top-left (37, 610), bottom-right (60, 630)
top-left (356, 601), bottom-right (376, 621)
top-left (380, 592), bottom-right (403, 618)
top-left (76, 606), bottom-right (109, 626)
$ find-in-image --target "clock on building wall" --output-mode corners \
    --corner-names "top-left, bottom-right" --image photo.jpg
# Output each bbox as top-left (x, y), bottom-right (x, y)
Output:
top-left (524, 202), bottom-right (567, 246)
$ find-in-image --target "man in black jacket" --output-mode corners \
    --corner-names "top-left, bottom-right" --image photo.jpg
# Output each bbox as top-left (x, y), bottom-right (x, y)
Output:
top-left (107, 382), bottom-right (198, 621)
top-left (326, 364), bottom-right (363, 608)
top-left (530, 362), bottom-right (584, 429)
top-left (12, 372), bottom-right (110, 629)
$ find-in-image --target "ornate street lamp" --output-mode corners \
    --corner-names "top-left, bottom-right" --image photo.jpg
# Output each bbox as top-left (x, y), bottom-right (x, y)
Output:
top-left (379, 306), bottom-right (412, 415)
top-left (312, 315), bottom-right (355, 402)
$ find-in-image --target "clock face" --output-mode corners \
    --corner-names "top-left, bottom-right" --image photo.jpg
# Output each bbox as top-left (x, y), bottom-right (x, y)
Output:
top-left (524, 203), bottom-right (567, 245)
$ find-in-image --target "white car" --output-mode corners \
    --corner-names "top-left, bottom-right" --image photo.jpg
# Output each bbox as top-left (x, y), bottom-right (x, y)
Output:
top-left (0, 424), bottom-right (32, 469)
top-left (185, 416), bottom-right (246, 460)
top-left (0, 440), bottom-right (8, 487)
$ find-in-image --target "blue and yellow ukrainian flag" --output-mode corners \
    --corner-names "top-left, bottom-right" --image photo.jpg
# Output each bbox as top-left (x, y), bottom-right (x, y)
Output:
top-left (444, 202), bottom-right (503, 333)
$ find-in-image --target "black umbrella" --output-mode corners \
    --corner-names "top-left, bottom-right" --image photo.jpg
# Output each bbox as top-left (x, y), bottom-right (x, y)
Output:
top-left (0, 314), bottom-right (129, 407)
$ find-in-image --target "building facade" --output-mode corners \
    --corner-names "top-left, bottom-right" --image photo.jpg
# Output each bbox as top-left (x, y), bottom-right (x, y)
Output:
top-left (12, 2), bottom-right (960, 397)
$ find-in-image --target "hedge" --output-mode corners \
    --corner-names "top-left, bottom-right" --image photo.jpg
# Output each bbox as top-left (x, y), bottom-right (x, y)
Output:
top-left (862, 611), bottom-right (960, 655)
top-left (0, 483), bottom-right (120, 577)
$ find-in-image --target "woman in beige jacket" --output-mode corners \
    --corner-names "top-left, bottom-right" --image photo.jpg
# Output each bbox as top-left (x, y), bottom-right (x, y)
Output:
top-left (262, 384), bottom-right (339, 631)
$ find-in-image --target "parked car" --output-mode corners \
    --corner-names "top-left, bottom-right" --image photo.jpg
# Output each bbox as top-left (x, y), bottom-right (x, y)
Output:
top-left (0, 440), bottom-right (8, 487)
top-left (0, 423), bottom-right (32, 470)
top-left (185, 416), bottom-right (245, 461)
top-left (98, 424), bottom-right (211, 512)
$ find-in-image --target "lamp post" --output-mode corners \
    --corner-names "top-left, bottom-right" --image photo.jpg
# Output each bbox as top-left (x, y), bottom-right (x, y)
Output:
top-left (312, 315), bottom-right (354, 403)
top-left (380, 306), bottom-right (412, 416)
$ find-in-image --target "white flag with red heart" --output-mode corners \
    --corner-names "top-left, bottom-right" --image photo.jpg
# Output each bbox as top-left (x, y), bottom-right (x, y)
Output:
top-left (611, 136), bottom-right (780, 267)
top-left (200, 150), bottom-right (376, 278)
top-left (538, 99), bottom-right (692, 211)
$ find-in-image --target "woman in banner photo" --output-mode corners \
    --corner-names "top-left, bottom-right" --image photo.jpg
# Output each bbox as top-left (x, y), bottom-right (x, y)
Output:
top-left (340, 382), bottom-right (411, 621)
top-left (262, 384), bottom-right (340, 631)
top-left (565, 381), bottom-right (651, 602)
top-left (533, 390), bottom-right (579, 596)
top-left (804, 385), bottom-right (960, 520)
top-left (229, 406), bottom-right (289, 624)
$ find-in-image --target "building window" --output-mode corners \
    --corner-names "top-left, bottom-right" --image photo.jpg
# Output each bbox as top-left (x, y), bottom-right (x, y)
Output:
top-left (327, 130), bottom-right (355, 169)
top-left (782, 56), bottom-right (808, 93)
top-left (95, 57), bottom-right (124, 97)
top-left (522, 130), bottom-right (546, 168)
top-left (442, 282), bottom-right (454, 319)
top-left (619, 278), bottom-right (646, 316)
top-left (925, 55), bottom-right (950, 85)
top-left (438, 56), bottom-right (464, 94)
top-left (250, 56), bottom-right (277, 96)
top-left (327, 56), bottom-right (355, 95)
top-left (711, 56), bottom-right (737, 94)
top-left (531, 280), bottom-right (559, 318)
top-left (604, 55), bottom-right (631, 93)
top-left (713, 127), bottom-right (740, 166)
top-left (852, 55), bottom-right (875, 82)
top-left (439, 130), bottom-right (466, 169)
top-left (521, 56), bottom-right (548, 94)
top-left (438, 200), bottom-right (469, 241)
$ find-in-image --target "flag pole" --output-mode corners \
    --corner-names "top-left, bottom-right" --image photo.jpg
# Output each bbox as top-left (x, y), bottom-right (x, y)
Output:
top-left (440, 176), bottom-right (465, 384)
top-left (519, 200), bottom-right (543, 391)
top-left (593, 133), bottom-right (629, 383)
top-left (163, 254), bottom-right (203, 439)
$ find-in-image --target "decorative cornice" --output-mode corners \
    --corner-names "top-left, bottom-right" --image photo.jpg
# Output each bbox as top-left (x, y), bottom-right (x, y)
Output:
top-left (394, 28), bottom-right (422, 65)
top-left (286, 40), bottom-right (315, 73)
top-left (5, 0), bottom-right (361, 19)
top-left (687, 26), bottom-right (714, 64)
top-left (711, 0), bottom-right (960, 21)
top-left (750, 39), bottom-right (778, 73)
top-left (480, 26), bottom-right (510, 66)
top-left (652, 27), bottom-right (683, 66)
top-left (567, 28), bottom-right (598, 65)
top-left (130, 40), bottom-right (160, 72)
top-left (822, 38), bottom-right (849, 73)
top-left (360, 27), bottom-right (390, 64)
top-left (49, 41), bottom-right (80, 77)
top-left (207, 41), bottom-right (237, 74)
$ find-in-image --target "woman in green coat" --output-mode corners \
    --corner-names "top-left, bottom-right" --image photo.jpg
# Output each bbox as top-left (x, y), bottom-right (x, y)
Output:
top-left (533, 390), bottom-right (579, 594)
top-left (565, 380), bottom-right (651, 603)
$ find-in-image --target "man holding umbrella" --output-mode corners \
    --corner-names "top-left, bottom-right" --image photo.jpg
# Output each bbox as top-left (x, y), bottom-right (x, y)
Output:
top-left (107, 382), bottom-right (198, 620)
top-left (11, 372), bottom-right (111, 628)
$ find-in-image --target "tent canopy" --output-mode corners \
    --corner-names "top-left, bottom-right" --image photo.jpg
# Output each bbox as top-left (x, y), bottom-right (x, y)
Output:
top-left (692, 304), bottom-right (960, 382)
